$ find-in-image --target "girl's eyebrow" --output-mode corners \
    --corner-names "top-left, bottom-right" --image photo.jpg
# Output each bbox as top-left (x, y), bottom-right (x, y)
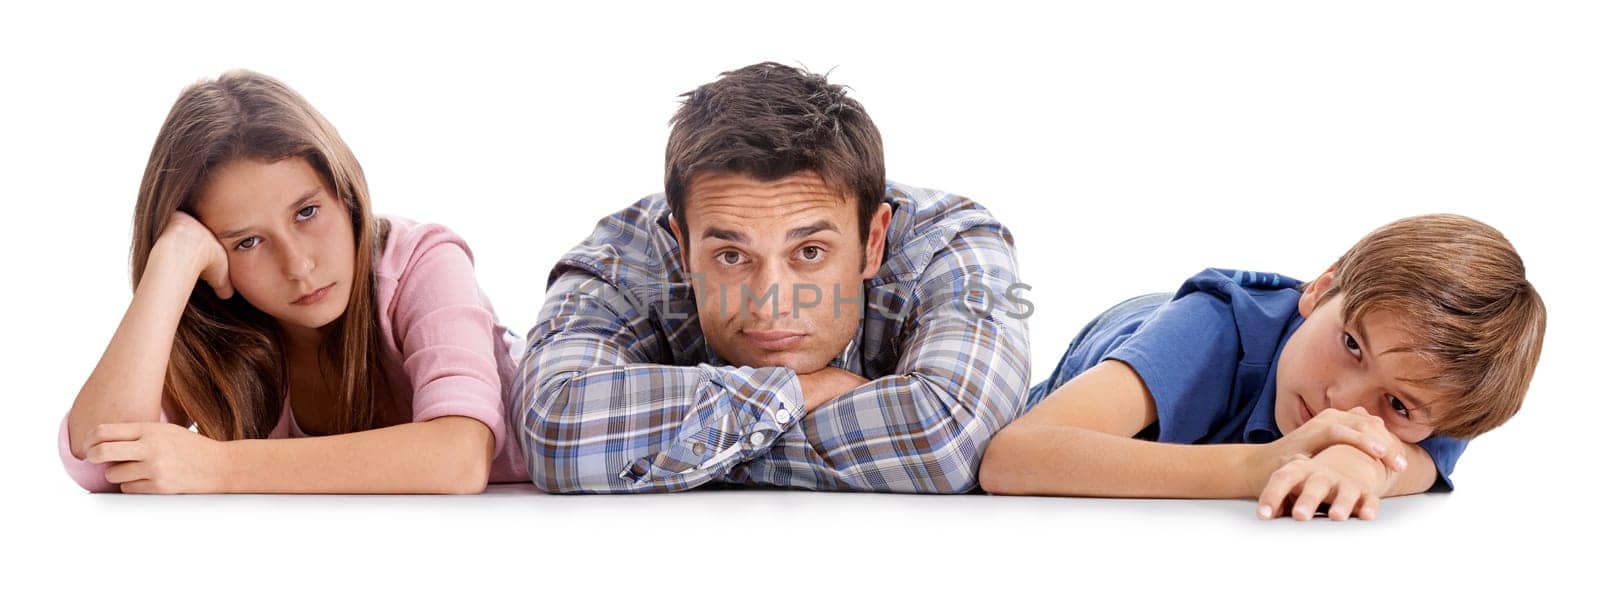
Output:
top-left (216, 188), bottom-right (321, 239)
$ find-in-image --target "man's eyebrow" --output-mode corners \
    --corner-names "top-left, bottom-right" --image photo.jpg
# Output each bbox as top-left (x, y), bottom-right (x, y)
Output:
top-left (216, 188), bottom-right (322, 239)
top-left (702, 226), bottom-right (748, 243)
top-left (786, 221), bottom-right (840, 241)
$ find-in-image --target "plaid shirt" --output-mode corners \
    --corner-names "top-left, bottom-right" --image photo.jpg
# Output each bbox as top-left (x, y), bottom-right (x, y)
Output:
top-left (513, 182), bottom-right (1030, 493)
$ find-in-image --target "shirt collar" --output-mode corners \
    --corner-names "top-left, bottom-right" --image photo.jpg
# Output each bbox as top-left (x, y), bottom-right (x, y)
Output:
top-left (1244, 313), bottom-right (1307, 444)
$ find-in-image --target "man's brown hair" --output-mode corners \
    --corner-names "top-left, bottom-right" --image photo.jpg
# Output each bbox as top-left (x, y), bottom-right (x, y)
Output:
top-left (664, 62), bottom-right (885, 254)
top-left (1317, 213), bottom-right (1545, 438)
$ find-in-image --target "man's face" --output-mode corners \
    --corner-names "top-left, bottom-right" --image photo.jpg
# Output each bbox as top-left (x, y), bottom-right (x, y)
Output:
top-left (1274, 271), bottom-right (1445, 443)
top-left (672, 170), bottom-right (890, 373)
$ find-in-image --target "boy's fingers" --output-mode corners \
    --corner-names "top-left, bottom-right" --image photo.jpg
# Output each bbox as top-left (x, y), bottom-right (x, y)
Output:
top-left (1325, 424), bottom-right (1388, 460)
top-left (1257, 470), bottom-right (1302, 519)
top-left (1292, 476), bottom-right (1334, 521)
top-left (1328, 485), bottom-right (1363, 521)
top-left (1357, 493), bottom-right (1381, 520)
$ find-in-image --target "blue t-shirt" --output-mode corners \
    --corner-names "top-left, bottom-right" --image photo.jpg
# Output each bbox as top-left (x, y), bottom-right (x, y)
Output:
top-left (1029, 268), bottom-right (1468, 492)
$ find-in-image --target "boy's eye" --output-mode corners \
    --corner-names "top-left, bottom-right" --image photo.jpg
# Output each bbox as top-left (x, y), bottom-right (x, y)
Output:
top-left (234, 237), bottom-right (260, 251)
top-left (296, 205), bottom-right (319, 221)
top-left (1342, 332), bottom-right (1362, 358)
top-left (1386, 394), bottom-right (1411, 419)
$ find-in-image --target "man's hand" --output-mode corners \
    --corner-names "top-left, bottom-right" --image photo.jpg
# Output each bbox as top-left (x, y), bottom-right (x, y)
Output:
top-left (797, 367), bottom-right (870, 412)
top-left (83, 422), bottom-right (231, 494)
top-left (1256, 444), bottom-right (1396, 521)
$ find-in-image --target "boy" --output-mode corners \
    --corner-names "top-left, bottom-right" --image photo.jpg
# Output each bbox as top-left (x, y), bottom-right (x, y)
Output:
top-left (979, 214), bottom-right (1544, 520)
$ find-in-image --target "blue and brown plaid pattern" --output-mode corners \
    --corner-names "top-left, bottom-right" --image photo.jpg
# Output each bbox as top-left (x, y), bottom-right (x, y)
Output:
top-left (513, 182), bottom-right (1030, 493)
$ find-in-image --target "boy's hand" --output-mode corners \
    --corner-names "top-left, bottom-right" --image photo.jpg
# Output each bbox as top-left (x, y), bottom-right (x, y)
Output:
top-left (83, 422), bottom-right (230, 494)
top-left (1252, 407), bottom-right (1408, 491)
top-left (1256, 444), bottom-right (1395, 521)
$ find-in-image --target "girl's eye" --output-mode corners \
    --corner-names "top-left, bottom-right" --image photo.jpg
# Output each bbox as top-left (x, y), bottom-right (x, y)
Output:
top-left (1342, 332), bottom-right (1362, 358)
top-left (234, 237), bottom-right (260, 251)
top-left (296, 205), bottom-right (319, 221)
top-left (716, 251), bottom-right (743, 266)
top-left (798, 246), bottom-right (824, 262)
top-left (1386, 394), bottom-right (1411, 419)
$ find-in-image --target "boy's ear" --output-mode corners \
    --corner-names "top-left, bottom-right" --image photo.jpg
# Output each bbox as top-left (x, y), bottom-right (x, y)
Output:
top-left (1298, 266), bottom-right (1338, 318)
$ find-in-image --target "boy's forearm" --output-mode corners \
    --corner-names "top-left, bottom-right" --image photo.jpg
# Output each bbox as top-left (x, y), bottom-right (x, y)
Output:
top-left (1384, 442), bottom-right (1439, 496)
top-left (981, 423), bottom-right (1264, 499)
top-left (220, 416), bottom-right (493, 494)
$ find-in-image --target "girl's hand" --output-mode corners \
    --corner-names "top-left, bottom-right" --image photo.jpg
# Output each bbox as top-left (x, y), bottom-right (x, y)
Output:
top-left (83, 422), bottom-right (231, 494)
top-left (151, 211), bottom-right (233, 299)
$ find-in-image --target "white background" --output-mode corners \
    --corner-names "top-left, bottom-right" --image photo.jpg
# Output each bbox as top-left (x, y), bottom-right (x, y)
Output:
top-left (2, 1), bottom-right (1594, 590)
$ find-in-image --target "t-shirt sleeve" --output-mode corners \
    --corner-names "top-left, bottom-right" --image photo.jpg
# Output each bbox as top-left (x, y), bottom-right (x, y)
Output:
top-left (1102, 293), bottom-right (1242, 444)
top-left (1418, 434), bottom-right (1469, 493)
top-left (387, 234), bottom-right (509, 460)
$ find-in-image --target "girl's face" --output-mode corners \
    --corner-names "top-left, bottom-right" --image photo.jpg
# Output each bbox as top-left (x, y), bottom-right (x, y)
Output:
top-left (193, 156), bottom-right (356, 344)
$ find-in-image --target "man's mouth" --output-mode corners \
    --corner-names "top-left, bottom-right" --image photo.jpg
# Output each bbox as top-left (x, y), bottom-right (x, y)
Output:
top-left (742, 329), bottom-right (806, 350)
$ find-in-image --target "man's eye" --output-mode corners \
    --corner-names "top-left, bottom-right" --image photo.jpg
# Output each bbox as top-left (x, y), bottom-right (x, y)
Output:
top-left (235, 237), bottom-right (260, 251)
top-left (799, 246), bottom-right (823, 261)
top-left (717, 252), bottom-right (743, 265)
top-left (1342, 332), bottom-right (1362, 358)
top-left (1386, 394), bottom-right (1411, 419)
top-left (296, 205), bottom-right (319, 221)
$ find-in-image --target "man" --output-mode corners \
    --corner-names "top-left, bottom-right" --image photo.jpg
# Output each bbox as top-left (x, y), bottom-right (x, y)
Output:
top-left (514, 62), bottom-right (1029, 493)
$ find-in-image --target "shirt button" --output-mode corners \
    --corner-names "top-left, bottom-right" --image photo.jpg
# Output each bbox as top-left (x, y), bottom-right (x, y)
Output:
top-left (691, 442), bottom-right (706, 456)
top-left (749, 433), bottom-right (767, 447)
top-left (775, 409), bottom-right (792, 424)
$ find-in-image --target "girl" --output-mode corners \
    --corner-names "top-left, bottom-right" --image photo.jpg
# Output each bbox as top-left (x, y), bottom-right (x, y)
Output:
top-left (59, 70), bottom-right (527, 493)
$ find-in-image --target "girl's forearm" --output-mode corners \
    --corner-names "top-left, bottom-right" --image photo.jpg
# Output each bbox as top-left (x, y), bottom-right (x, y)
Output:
top-left (218, 416), bottom-right (494, 494)
top-left (67, 258), bottom-right (196, 457)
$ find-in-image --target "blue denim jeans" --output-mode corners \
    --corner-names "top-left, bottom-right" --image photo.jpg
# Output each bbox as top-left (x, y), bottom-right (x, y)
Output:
top-left (1024, 292), bottom-right (1174, 410)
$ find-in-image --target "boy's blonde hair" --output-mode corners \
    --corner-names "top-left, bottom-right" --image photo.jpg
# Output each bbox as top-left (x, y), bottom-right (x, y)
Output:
top-left (1319, 214), bottom-right (1545, 439)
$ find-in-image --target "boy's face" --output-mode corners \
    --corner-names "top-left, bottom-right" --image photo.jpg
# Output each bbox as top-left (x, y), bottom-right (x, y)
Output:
top-left (1274, 270), bottom-right (1445, 443)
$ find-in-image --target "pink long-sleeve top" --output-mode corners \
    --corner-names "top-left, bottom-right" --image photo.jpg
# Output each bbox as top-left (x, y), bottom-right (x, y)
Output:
top-left (59, 216), bottom-right (529, 491)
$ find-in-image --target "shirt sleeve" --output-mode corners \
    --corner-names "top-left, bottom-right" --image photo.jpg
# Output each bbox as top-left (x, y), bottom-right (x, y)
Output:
top-left (388, 236), bottom-right (511, 460)
top-left (1419, 434), bottom-right (1469, 492)
top-left (1102, 293), bottom-right (1241, 444)
top-left (514, 270), bottom-right (804, 494)
top-left (729, 222), bottom-right (1032, 493)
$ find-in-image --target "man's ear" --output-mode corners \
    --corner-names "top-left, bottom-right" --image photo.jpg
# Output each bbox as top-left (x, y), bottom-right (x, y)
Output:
top-left (1298, 265), bottom-right (1337, 318)
top-left (860, 203), bottom-right (892, 279)
top-left (669, 214), bottom-right (692, 273)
